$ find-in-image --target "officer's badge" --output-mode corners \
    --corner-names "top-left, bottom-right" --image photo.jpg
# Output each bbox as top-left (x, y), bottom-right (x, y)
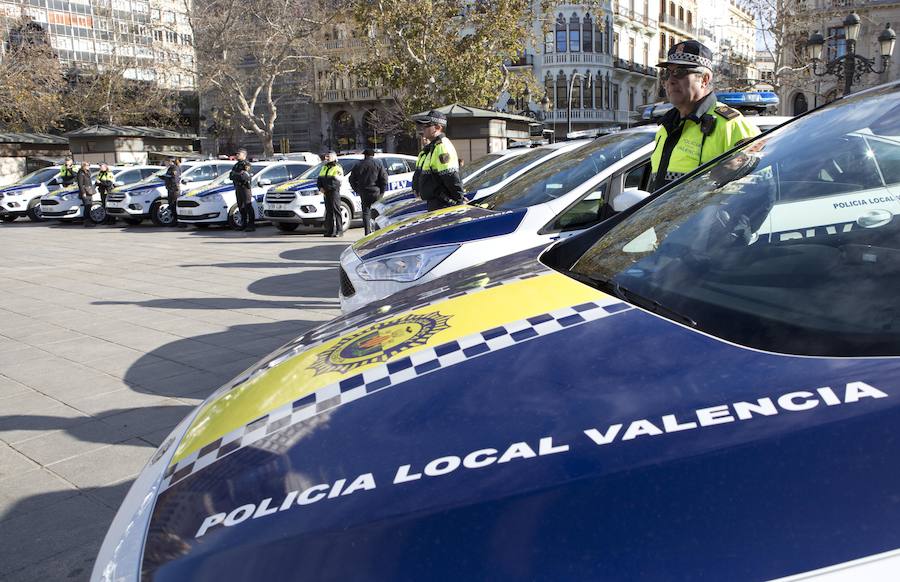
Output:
top-left (439, 153), bottom-right (450, 164)
top-left (310, 312), bottom-right (452, 375)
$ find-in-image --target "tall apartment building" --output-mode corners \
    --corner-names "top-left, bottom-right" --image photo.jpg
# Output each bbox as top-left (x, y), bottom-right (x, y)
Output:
top-left (695, 0), bottom-right (757, 90)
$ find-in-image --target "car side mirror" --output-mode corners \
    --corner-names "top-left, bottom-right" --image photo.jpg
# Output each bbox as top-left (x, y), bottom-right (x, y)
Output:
top-left (613, 188), bottom-right (651, 212)
top-left (258, 178), bottom-right (272, 186)
top-left (181, 176), bottom-right (194, 184)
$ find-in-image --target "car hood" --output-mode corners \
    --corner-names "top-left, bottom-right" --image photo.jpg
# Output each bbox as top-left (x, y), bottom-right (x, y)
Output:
top-left (184, 183), bottom-right (233, 198)
top-left (383, 190), bottom-right (481, 222)
top-left (352, 205), bottom-right (527, 261)
top-left (142, 247), bottom-right (900, 581)
top-left (273, 178), bottom-right (318, 193)
top-left (116, 179), bottom-right (164, 193)
top-left (0, 183), bottom-right (42, 195)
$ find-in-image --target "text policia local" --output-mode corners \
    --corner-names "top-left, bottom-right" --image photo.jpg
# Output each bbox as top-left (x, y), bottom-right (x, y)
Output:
top-left (194, 381), bottom-right (885, 538)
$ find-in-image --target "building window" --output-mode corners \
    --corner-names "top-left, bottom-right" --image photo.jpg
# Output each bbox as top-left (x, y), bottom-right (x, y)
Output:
top-left (669, 2), bottom-right (675, 16)
top-left (687, 11), bottom-right (692, 26)
top-left (660, 33), bottom-right (667, 58)
top-left (628, 36), bottom-right (635, 62)
top-left (545, 31), bottom-right (553, 53)
top-left (556, 14), bottom-right (567, 52)
top-left (678, 6), bottom-right (684, 20)
top-left (556, 72), bottom-right (568, 111)
top-left (643, 42), bottom-right (649, 66)
top-left (595, 21), bottom-right (603, 53)
top-left (628, 86), bottom-right (635, 111)
top-left (545, 73), bottom-right (554, 108)
top-left (613, 32), bottom-right (619, 57)
top-left (569, 13), bottom-right (580, 52)
top-left (613, 83), bottom-right (620, 110)
top-left (572, 71), bottom-right (582, 108)
top-left (594, 74), bottom-right (603, 109)
top-left (827, 26), bottom-right (846, 60)
top-left (583, 13), bottom-right (593, 52)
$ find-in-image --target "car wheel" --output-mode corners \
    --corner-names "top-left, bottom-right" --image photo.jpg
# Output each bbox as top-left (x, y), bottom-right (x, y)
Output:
top-left (150, 200), bottom-right (175, 226)
top-left (1, 214), bottom-right (17, 222)
top-left (89, 203), bottom-right (106, 224)
top-left (123, 217), bottom-right (142, 225)
top-left (275, 222), bottom-right (298, 232)
top-left (227, 205), bottom-right (243, 229)
top-left (340, 199), bottom-right (353, 232)
top-left (26, 198), bottom-right (44, 222)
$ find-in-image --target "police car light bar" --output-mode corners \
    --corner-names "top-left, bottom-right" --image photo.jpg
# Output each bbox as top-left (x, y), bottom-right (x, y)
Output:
top-left (565, 127), bottom-right (620, 140)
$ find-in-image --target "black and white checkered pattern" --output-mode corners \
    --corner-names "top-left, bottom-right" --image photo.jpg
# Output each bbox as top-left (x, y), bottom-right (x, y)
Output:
top-left (664, 171), bottom-right (687, 182)
top-left (667, 51), bottom-right (713, 69)
top-left (162, 299), bottom-right (632, 490)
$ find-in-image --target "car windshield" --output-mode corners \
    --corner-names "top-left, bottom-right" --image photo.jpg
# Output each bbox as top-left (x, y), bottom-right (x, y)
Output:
top-left (482, 131), bottom-right (656, 212)
top-left (143, 163), bottom-right (195, 181)
top-left (460, 152), bottom-right (505, 180)
top-left (205, 163), bottom-right (264, 187)
top-left (19, 167), bottom-right (62, 185)
top-left (570, 83), bottom-right (900, 357)
top-left (465, 148), bottom-right (555, 192)
top-left (302, 159), bottom-right (359, 179)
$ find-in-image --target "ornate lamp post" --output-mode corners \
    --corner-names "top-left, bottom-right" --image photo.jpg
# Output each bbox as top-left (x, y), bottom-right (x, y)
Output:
top-left (807, 12), bottom-right (896, 97)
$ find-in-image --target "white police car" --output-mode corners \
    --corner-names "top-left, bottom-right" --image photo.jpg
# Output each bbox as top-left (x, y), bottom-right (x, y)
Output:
top-left (369, 148), bottom-right (534, 222)
top-left (176, 161), bottom-right (313, 228)
top-left (105, 160), bottom-right (233, 226)
top-left (372, 140), bottom-right (591, 230)
top-left (264, 153), bottom-right (417, 233)
top-left (40, 165), bottom-right (161, 223)
top-left (94, 81), bottom-right (900, 582)
top-left (0, 166), bottom-right (70, 222)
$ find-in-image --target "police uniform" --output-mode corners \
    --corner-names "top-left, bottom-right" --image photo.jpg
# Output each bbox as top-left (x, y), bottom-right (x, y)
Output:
top-left (650, 41), bottom-right (759, 191)
top-left (59, 162), bottom-right (76, 187)
top-left (317, 156), bottom-right (344, 236)
top-left (230, 160), bottom-right (254, 231)
top-left (415, 111), bottom-right (465, 211)
top-left (95, 169), bottom-right (115, 221)
top-left (161, 160), bottom-right (181, 226)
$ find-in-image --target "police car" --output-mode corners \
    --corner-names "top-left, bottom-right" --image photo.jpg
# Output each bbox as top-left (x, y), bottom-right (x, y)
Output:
top-left (94, 81), bottom-right (900, 582)
top-left (176, 161), bottom-right (313, 228)
top-left (105, 160), bottom-right (233, 226)
top-left (0, 166), bottom-right (72, 222)
top-left (369, 147), bottom-right (534, 222)
top-left (372, 140), bottom-right (591, 231)
top-left (39, 165), bottom-right (161, 222)
top-left (263, 153), bottom-right (417, 233)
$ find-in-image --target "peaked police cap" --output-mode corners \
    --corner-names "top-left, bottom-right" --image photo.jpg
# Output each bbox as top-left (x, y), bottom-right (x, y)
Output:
top-left (657, 39), bottom-right (713, 69)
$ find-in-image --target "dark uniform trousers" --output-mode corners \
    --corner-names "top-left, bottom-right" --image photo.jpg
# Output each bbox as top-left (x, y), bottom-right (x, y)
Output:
top-left (81, 195), bottom-right (94, 224)
top-left (361, 193), bottom-right (377, 234)
top-left (167, 187), bottom-right (179, 224)
top-left (238, 194), bottom-right (255, 229)
top-left (323, 190), bottom-right (342, 235)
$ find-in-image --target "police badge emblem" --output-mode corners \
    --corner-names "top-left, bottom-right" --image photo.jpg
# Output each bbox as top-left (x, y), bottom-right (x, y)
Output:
top-left (310, 312), bottom-right (452, 375)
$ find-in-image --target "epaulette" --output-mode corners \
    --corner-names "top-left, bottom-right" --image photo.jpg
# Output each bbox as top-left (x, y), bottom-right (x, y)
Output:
top-left (714, 105), bottom-right (740, 120)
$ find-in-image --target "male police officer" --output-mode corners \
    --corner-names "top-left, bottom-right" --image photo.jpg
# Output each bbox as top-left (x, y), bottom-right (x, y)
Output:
top-left (348, 148), bottom-right (388, 235)
top-left (161, 157), bottom-right (183, 226)
top-left (59, 157), bottom-right (77, 187)
top-left (651, 40), bottom-right (759, 191)
top-left (317, 151), bottom-right (344, 237)
top-left (415, 111), bottom-right (464, 211)
top-left (95, 163), bottom-right (115, 223)
top-left (229, 149), bottom-right (254, 232)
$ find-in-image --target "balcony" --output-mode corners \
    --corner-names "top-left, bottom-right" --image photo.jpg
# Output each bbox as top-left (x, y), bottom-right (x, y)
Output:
top-left (544, 109), bottom-right (633, 124)
top-left (660, 13), bottom-right (696, 36)
top-left (614, 4), bottom-right (658, 28)
top-left (614, 57), bottom-right (657, 77)
top-left (316, 87), bottom-right (393, 103)
top-left (322, 38), bottom-right (370, 51)
top-left (542, 52), bottom-right (613, 66)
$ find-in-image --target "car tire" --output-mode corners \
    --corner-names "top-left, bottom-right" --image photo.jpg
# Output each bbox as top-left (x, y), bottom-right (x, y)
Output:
top-left (1, 214), bottom-right (17, 222)
top-left (89, 203), bottom-right (106, 224)
top-left (26, 198), bottom-right (44, 222)
top-left (123, 217), bottom-right (142, 225)
top-left (340, 199), bottom-right (353, 232)
top-left (150, 200), bottom-right (174, 226)
top-left (227, 205), bottom-right (243, 229)
top-left (275, 222), bottom-right (298, 232)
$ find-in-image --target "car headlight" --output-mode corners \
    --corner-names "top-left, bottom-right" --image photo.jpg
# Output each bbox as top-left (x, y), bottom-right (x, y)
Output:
top-left (355, 244), bottom-right (459, 282)
top-left (91, 407), bottom-right (200, 582)
top-left (60, 194), bottom-right (75, 201)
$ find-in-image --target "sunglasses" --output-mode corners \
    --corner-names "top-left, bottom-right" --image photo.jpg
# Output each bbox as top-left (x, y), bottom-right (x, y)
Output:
top-left (659, 68), bottom-right (704, 81)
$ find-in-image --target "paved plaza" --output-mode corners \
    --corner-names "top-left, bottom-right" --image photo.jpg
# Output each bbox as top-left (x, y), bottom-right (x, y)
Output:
top-left (0, 220), bottom-right (358, 581)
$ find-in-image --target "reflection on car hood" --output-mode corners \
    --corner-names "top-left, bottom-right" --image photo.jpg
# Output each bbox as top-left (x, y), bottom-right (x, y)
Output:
top-left (142, 248), bottom-right (900, 581)
top-left (116, 179), bottom-right (164, 193)
top-left (184, 184), bottom-right (234, 198)
top-left (273, 178), bottom-right (318, 193)
top-left (352, 205), bottom-right (527, 260)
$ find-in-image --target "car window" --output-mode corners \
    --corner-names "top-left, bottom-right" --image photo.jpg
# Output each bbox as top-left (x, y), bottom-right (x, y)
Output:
top-left (339, 159), bottom-right (359, 174)
top-left (260, 165), bottom-right (289, 184)
top-left (548, 182), bottom-right (608, 231)
top-left (483, 132), bottom-right (655, 211)
top-left (385, 158), bottom-right (409, 175)
top-left (140, 168), bottom-right (160, 179)
top-left (217, 163), bottom-right (234, 176)
top-left (460, 152), bottom-right (505, 180)
top-left (116, 170), bottom-right (140, 184)
top-left (20, 167), bottom-right (62, 185)
top-left (623, 161), bottom-right (652, 190)
top-left (287, 163), bottom-right (311, 179)
top-left (571, 84), bottom-right (900, 357)
top-left (465, 148), bottom-right (552, 192)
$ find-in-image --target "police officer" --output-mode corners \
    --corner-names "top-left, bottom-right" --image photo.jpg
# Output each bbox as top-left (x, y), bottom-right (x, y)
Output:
top-left (76, 163), bottom-right (96, 227)
top-left (651, 40), bottom-right (759, 191)
top-left (317, 151), bottom-right (344, 237)
top-left (411, 137), bottom-right (430, 199)
top-left (229, 149), bottom-right (254, 232)
top-left (59, 157), bottom-right (76, 187)
top-left (161, 157), bottom-right (183, 227)
top-left (415, 111), bottom-right (464, 211)
top-left (348, 148), bottom-right (388, 235)
top-left (95, 163), bottom-right (115, 224)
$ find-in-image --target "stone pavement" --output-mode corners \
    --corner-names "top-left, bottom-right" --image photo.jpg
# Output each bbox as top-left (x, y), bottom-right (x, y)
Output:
top-left (0, 219), bottom-right (359, 581)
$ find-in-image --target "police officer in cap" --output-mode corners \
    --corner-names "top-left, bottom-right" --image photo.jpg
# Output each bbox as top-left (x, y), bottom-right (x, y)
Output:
top-left (59, 157), bottom-right (76, 187)
top-left (415, 110), bottom-right (464, 211)
top-left (95, 163), bottom-right (116, 223)
top-left (317, 151), bottom-right (344, 237)
top-left (651, 40), bottom-right (759, 191)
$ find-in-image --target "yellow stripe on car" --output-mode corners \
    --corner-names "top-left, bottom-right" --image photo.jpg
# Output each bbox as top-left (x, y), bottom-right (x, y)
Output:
top-left (172, 272), bottom-right (605, 464)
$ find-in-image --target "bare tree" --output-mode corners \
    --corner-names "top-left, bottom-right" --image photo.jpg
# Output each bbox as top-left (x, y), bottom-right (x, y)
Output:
top-left (191, 0), bottom-right (338, 156)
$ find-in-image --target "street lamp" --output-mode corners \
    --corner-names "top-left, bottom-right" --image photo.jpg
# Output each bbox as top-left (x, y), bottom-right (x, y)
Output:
top-left (567, 72), bottom-right (592, 135)
top-left (807, 12), bottom-right (895, 97)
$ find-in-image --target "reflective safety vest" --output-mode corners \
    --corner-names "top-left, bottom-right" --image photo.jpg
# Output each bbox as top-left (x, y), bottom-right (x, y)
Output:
top-left (418, 134), bottom-right (464, 204)
top-left (317, 162), bottom-right (343, 194)
top-left (59, 165), bottom-right (76, 181)
top-left (97, 170), bottom-right (114, 183)
top-left (650, 97), bottom-right (759, 191)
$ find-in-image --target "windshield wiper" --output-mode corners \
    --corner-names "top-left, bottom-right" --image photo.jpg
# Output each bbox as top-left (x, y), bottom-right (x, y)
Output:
top-left (590, 278), bottom-right (697, 328)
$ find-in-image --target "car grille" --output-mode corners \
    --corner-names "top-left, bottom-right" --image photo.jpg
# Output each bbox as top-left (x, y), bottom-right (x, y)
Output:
top-left (339, 267), bottom-right (355, 298)
top-left (107, 193), bottom-right (126, 202)
top-left (266, 210), bottom-right (295, 218)
top-left (177, 200), bottom-right (199, 207)
top-left (265, 192), bottom-right (296, 204)
top-left (41, 199), bottom-right (59, 206)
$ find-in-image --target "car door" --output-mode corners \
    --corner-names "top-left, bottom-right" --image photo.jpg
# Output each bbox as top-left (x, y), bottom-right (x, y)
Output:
top-left (383, 157), bottom-right (413, 193)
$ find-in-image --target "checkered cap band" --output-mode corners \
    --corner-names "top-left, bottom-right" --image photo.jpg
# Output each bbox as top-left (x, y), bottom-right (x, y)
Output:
top-left (161, 298), bottom-right (633, 490)
top-left (665, 52), bottom-right (712, 69)
top-left (665, 171), bottom-right (687, 182)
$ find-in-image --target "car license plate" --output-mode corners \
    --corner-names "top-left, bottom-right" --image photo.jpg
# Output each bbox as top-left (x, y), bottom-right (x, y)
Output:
top-left (108, 201), bottom-right (125, 208)
top-left (269, 204), bottom-right (288, 210)
top-left (180, 207), bottom-right (198, 215)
